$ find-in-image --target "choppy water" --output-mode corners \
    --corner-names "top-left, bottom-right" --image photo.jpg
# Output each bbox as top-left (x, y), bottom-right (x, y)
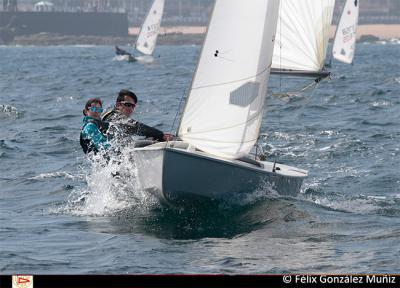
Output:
top-left (1, 43), bottom-right (400, 274)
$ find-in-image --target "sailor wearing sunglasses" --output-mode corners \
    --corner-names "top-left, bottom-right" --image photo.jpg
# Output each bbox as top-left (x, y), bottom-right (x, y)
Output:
top-left (80, 98), bottom-right (111, 155)
top-left (102, 89), bottom-right (173, 145)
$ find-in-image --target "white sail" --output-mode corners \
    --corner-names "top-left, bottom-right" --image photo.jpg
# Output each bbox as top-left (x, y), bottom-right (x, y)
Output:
top-left (135, 0), bottom-right (165, 56)
top-left (272, 0), bottom-right (335, 73)
top-left (178, 0), bottom-right (280, 159)
top-left (332, 0), bottom-right (359, 64)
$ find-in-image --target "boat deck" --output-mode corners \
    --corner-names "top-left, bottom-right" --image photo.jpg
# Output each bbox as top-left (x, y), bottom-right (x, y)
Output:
top-left (135, 140), bottom-right (308, 179)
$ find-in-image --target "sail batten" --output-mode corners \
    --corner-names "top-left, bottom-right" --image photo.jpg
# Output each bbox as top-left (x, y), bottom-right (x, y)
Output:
top-left (191, 65), bottom-right (271, 91)
top-left (272, 0), bottom-right (335, 73)
top-left (135, 0), bottom-right (165, 56)
top-left (178, 0), bottom-right (280, 159)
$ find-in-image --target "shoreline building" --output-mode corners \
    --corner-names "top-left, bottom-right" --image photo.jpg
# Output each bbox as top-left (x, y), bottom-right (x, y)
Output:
top-left (0, 0), bottom-right (128, 37)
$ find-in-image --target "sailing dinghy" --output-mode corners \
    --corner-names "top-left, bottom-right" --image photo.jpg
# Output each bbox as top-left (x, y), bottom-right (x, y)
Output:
top-left (133, 0), bottom-right (307, 205)
top-left (114, 0), bottom-right (165, 63)
top-left (332, 0), bottom-right (359, 64)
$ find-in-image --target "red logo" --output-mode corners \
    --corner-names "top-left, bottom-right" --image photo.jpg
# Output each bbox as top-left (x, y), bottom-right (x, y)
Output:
top-left (12, 275), bottom-right (33, 288)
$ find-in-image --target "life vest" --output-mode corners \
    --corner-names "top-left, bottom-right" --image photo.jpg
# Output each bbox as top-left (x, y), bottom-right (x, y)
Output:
top-left (101, 108), bottom-right (115, 122)
top-left (80, 118), bottom-right (109, 154)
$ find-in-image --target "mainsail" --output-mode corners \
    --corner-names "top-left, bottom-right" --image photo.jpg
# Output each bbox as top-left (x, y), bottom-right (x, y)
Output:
top-left (178, 0), bottom-right (280, 159)
top-left (332, 0), bottom-right (359, 64)
top-left (272, 0), bottom-right (335, 77)
top-left (135, 0), bottom-right (165, 56)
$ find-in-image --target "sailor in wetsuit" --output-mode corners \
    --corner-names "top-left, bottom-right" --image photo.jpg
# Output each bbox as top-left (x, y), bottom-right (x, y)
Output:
top-left (80, 98), bottom-right (110, 155)
top-left (115, 46), bottom-right (131, 56)
top-left (102, 89), bottom-right (173, 146)
top-left (115, 46), bottom-right (135, 62)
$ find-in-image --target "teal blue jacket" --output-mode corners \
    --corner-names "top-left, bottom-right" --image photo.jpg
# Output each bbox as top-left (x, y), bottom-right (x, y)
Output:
top-left (80, 116), bottom-right (110, 154)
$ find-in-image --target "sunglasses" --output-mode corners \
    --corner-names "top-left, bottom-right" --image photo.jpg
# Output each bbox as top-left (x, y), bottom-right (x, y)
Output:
top-left (120, 101), bottom-right (136, 108)
top-left (89, 106), bottom-right (103, 113)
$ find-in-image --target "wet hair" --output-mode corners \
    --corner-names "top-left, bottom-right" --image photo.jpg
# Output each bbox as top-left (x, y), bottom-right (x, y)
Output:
top-left (116, 89), bottom-right (137, 104)
top-left (83, 98), bottom-right (102, 115)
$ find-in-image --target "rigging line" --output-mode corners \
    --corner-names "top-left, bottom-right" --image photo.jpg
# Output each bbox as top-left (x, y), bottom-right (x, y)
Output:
top-left (298, 80), bottom-right (320, 93)
top-left (295, 79), bottom-right (322, 121)
top-left (273, 76), bottom-right (325, 100)
top-left (191, 64), bottom-right (271, 91)
top-left (170, 87), bottom-right (187, 138)
top-left (164, 86), bottom-right (188, 149)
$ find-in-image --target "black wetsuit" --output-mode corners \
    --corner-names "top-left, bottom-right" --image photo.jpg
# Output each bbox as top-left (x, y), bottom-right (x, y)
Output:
top-left (102, 108), bottom-right (165, 142)
top-left (115, 46), bottom-right (132, 56)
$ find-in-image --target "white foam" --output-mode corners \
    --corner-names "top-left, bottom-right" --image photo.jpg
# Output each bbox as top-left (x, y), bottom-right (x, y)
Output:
top-left (371, 101), bottom-right (391, 107)
top-left (61, 145), bottom-right (159, 216)
top-left (0, 104), bottom-right (19, 119)
top-left (112, 55), bottom-right (131, 62)
top-left (29, 171), bottom-right (78, 180)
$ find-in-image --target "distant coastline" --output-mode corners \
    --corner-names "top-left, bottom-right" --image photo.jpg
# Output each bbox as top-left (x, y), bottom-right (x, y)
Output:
top-left (136, 25), bottom-right (400, 41)
top-left (4, 32), bottom-right (204, 46)
top-left (3, 24), bottom-right (400, 46)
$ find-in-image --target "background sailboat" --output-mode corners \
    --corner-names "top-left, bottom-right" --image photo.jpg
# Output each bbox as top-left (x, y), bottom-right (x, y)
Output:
top-left (133, 0), bottom-right (307, 206)
top-left (272, 0), bottom-right (335, 79)
top-left (114, 0), bottom-right (165, 63)
top-left (332, 0), bottom-right (360, 64)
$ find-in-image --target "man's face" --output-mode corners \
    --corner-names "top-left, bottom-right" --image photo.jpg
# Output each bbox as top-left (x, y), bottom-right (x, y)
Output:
top-left (117, 95), bottom-right (136, 117)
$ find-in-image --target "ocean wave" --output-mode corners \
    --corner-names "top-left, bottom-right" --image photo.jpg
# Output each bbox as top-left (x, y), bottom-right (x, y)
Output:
top-left (300, 191), bottom-right (400, 217)
top-left (319, 130), bottom-right (340, 137)
top-left (39, 125), bottom-right (68, 132)
top-left (370, 88), bottom-right (386, 96)
top-left (32, 114), bottom-right (77, 122)
top-left (370, 100), bottom-right (392, 108)
top-left (0, 104), bottom-right (20, 119)
top-left (0, 139), bottom-right (15, 150)
top-left (361, 120), bottom-right (395, 127)
top-left (382, 76), bottom-right (400, 86)
top-left (56, 96), bottom-right (76, 102)
top-left (28, 171), bottom-right (78, 180)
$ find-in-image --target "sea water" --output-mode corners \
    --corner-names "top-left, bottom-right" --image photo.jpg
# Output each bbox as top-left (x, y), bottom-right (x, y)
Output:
top-left (0, 43), bottom-right (399, 273)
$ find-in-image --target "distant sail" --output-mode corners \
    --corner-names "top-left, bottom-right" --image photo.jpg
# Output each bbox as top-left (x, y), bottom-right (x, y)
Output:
top-left (178, 0), bottom-right (280, 159)
top-left (332, 0), bottom-right (359, 64)
top-left (272, 0), bottom-right (335, 76)
top-left (135, 0), bottom-right (165, 56)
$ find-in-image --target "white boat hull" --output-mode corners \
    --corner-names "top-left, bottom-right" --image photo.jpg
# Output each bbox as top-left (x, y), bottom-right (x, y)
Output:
top-left (112, 55), bottom-right (136, 62)
top-left (135, 55), bottom-right (155, 64)
top-left (133, 142), bottom-right (307, 205)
